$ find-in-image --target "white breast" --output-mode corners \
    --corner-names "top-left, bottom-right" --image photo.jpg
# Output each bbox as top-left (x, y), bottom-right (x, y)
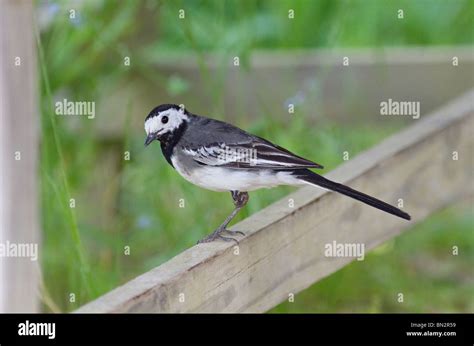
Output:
top-left (171, 156), bottom-right (303, 192)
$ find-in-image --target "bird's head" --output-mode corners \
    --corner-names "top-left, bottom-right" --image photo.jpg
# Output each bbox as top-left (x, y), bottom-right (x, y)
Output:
top-left (144, 104), bottom-right (189, 146)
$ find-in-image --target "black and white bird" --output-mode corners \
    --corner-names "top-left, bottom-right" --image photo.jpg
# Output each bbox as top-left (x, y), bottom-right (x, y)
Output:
top-left (144, 104), bottom-right (411, 243)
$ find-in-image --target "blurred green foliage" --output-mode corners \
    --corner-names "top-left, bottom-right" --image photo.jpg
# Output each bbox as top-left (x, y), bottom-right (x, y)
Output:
top-left (154, 0), bottom-right (473, 52)
top-left (37, 0), bottom-right (473, 312)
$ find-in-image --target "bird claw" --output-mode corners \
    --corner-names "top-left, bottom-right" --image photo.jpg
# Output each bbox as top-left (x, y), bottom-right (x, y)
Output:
top-left (222, 229), bottom-right (245, 237)
top-left (197, 228), bottom-right (245, 244)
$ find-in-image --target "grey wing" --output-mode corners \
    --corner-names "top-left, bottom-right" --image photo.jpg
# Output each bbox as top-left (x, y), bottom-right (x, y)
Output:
top-left (181, 139), bottom-right (323, 170)
top-left (181, 116), bottom-right (323, 169)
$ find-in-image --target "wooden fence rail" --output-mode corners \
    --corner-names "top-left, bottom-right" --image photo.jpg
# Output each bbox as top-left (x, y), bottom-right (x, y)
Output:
top-left (77, 90), bottom-right (474, 313)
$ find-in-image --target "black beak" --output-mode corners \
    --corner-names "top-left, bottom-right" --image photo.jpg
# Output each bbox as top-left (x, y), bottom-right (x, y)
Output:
top-left (144, 134), bottom-right (156, 147)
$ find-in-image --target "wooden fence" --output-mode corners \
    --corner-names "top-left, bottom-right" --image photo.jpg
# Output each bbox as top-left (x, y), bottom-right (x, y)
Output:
top-left (0, 0), bottom-right (39, 313)
top-left (77, 89), bottom-right (474, 313)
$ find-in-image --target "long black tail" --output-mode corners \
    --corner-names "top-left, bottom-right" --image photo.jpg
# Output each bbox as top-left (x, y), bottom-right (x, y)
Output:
top-left (294, 170), bottom-right (411, 220)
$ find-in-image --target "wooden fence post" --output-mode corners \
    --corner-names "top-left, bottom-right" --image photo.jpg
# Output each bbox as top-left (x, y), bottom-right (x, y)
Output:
top-left (0, 0), bottom-right (40, 312)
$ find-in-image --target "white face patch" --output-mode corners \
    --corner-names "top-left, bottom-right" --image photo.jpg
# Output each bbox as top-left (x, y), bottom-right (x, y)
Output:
top-left (144, 108), bottom-right (189, 136)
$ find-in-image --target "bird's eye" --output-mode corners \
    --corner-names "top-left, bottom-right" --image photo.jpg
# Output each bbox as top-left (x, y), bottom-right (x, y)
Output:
top-left (161, 116), bottom-right (169, 124)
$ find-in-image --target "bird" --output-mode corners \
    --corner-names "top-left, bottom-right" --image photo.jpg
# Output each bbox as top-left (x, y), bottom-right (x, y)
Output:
top-left (144, 104), bottom-right (411, 243)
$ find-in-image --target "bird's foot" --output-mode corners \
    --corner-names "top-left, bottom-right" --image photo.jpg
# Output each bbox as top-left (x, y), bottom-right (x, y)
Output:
top-left (222, 229), bottom-right (245, 237)
top-left (197, 227), bottom-right (245, 244)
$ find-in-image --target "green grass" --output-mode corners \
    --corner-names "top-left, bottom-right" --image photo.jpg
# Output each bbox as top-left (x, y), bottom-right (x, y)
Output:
top-left (36, 0), bottom-right (474, 312)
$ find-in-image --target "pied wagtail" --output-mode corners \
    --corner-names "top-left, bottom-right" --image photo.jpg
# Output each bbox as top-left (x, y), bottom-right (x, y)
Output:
top-left (144, 104), bottom-right (411, 243)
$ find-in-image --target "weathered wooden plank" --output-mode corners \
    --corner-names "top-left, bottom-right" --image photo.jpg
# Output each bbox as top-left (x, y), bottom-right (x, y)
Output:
top-left (96, 47), bottom-right (474, 138)
top-left (77, 90), bottom-right (474, 313)
top-left (0, 0), bottom-right (40, 312)
top-left (155, 46), bottom-right (474, 68)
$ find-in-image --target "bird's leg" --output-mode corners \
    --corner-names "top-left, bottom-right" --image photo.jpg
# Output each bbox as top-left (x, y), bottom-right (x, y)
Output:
top-left (221, 191), bottom-right (248, 237)
top-left (197, 191), bottom-right (249, 244)
top-left (228, 192), bottom-right (249, 228)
